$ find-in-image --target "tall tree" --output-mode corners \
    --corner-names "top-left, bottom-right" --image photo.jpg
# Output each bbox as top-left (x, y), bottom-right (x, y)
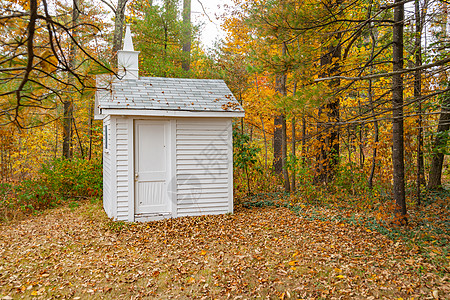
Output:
top-left (428, 92), bottom-right (450, 189)
top-left (273, 43), bottom-right (288, 180)
top-left (414, 0), bottom-right (426, 203)
top-left (428, 2), bottom-right (450, 190)
top-left (317, 39), bottom-right (341, 183)
top-left (112, 0), bottom-right (128, 56)
top-left (273, 116), bottom-right (283, 174)
top-left (316, 0), bottom-right (342, 183)
top-left (63, 0), bottom-right (80, 159)
top-left (273, 43), bottom-right (290, 190)
top-left (133, 0), bottom-right (194, 78)
top-left (392, 0), bottom-right (407, 224)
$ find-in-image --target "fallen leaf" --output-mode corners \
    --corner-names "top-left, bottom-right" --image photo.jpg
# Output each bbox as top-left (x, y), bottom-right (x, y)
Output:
top-left (288, 261), bottom-right (297, 266)
top-left (186, 277), bottom-right (195, 284)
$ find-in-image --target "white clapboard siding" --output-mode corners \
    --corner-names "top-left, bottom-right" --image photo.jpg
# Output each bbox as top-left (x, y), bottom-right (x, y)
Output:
top-left (115, 118), bottom-right (130, 221)
top-left (102, 116), bottom-right (113, 218)
top-left (176, 118), bottom-right (232, 217)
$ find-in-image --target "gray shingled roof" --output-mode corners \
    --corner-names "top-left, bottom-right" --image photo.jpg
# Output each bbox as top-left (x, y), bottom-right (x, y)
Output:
top-left (97, 77), bottom-right (244, 114)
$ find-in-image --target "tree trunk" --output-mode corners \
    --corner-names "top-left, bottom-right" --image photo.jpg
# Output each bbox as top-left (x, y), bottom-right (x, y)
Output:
top-left (368, 79), bottom-right (379, 190)
top-left (327, 69), bottom-right (340, 181)
top-left (415, 0), bottom-right (425, 204)
top-left (274, 44), bottom-right (289, 192)
top-left (301, 117), bottom-right (306, 164)
top-left (273, 115), bottom-right (283, 173)
top-left (54, 121), bottom-right (58, 159)
top-left (112, 0), bottom-right (127, 56)
top-left (273, 44), bottom-right (287, 174)
top-left (392, 0), bottom-right (407, 224)
top-left (0, 130), bottom-right (5, 181)
top-left (256, 76), bottom-right (268, 170)
top-left (428, 2), bottom-right (450, 190)
top-left (261, 117), bottom-right (268, 169)
top-left (291, 117), bottom-right (296, 192)
top-left (316, 26), bottom-right (341, 183)
top-left (181, 0), bottom-right (191, 72)
top-left (358, 97), bottom-right (365, 168)
top-left (62, 100), bottom-right (73, 159)
top-left (73, 117), bottom-right (84, 158)
top-left (347, 125), bottom-right (352, 164)
top-left (63, 0), bottom-right (79, 159)
top-left (88, 99), bottom-right (93, 160)
top-left (282, 115), bottom-right (290, 192)
top-left (367, 6), bottom-right (378, 190)
top-left (428, 94), bottom-right (450, 189)
top-left (163, 22), bottom-right (168, 77)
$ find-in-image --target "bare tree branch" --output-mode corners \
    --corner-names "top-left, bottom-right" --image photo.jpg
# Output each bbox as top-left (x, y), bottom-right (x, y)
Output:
top-left (315, 56), bottom-right (450, 82)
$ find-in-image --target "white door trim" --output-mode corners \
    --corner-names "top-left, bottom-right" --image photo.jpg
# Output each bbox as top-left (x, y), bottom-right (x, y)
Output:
top-left (134, 119), bottom-right (172, 219)
top-left (169, 119), bottom-right (177, 218)
top-left (127, 117), bottom-right (134, 222)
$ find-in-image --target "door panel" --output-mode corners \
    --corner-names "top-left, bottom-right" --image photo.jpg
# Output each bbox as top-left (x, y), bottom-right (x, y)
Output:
top-left (137, 181), bottom-right (165, 206)
top-left (135, 120), bottom-right (170, 214)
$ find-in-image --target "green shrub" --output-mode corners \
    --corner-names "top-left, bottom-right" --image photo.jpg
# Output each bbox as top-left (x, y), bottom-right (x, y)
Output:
top-left (0, 158), bottom-right (102, 222)
top-left (40, 158), bottom-right (102, 200)
top-left (0, 183), bottom-right (14, 220)
top-left (233, 130), bottom-right (261, 196)
top-left (332, 163), bottom-right (369, 195)
top-left (14, 179), bottom-right (56, 212)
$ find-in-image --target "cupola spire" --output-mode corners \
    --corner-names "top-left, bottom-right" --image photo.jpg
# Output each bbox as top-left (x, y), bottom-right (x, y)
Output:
top-left (117, 24), bottom-right (139, 80)
top-left (123, 24), bottom-right (134, 51)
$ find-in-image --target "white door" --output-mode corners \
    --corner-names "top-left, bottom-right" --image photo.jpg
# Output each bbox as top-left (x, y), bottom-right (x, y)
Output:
top-left (135, 120), bottom-right (170, 215)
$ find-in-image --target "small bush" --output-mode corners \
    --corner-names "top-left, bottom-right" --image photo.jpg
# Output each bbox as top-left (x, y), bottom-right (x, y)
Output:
top-left (40, 158), bottom-right (102, 199)
top-left (15, 179), bottom-right (56, 211)
top-left (233, 130), bottom-right (261, 196)
top-left (0, 158), bottom-right (102, 222)
top-left (0, 183), bottom-right (15, 221)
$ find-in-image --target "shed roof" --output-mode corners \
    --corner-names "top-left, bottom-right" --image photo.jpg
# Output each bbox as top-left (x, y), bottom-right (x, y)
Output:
top-left (96, 76), bottom-right (244, 117)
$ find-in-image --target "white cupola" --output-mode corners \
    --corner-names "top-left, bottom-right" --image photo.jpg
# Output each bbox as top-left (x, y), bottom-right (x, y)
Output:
top-left (117, 24), bottom-right (139, 80)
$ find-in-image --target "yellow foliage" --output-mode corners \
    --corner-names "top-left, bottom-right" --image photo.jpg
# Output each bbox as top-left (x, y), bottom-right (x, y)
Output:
top-left (39, 50), bottom-right (58, 73)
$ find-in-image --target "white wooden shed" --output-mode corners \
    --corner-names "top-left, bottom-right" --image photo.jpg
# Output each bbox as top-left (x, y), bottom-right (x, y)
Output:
top-left (95, 25), bottom-right (244, 222)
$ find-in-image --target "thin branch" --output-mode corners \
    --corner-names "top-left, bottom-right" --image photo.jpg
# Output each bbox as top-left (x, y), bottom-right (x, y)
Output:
top-left (315, 57), bottom-right (450, 82)
top-left (0, 12), bottom-right (29, 20)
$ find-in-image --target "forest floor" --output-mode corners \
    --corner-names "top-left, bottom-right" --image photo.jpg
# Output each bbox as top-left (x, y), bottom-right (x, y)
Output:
top-left (0, 199), bottom-right (449, 299)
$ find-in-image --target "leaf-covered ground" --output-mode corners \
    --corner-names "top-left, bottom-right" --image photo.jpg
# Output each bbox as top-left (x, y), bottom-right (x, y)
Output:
top-left (0, 201), bottom-right (448, 299)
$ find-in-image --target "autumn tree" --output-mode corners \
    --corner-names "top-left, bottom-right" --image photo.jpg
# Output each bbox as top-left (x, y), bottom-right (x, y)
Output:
top-left (427, 1), bottom-right (450, 190)
top-left (391, 0), bottom-right (406, 223)
top-left (129, 0), bottom-right (198, 77)
top-left (62, 0), bottom-right (80, 159)
top-left (316, 0), bottom-right (342, 183)
top-left (414, 0), bottom-right (426, 203)
top-left (220, 0), bottom-right (450, 214)
top-left (0, 0), bottom-right (110, 129)
top-left (100, 0), bottom-right (129, 57)
top-left (0, 0), bottom-right (113, 178)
